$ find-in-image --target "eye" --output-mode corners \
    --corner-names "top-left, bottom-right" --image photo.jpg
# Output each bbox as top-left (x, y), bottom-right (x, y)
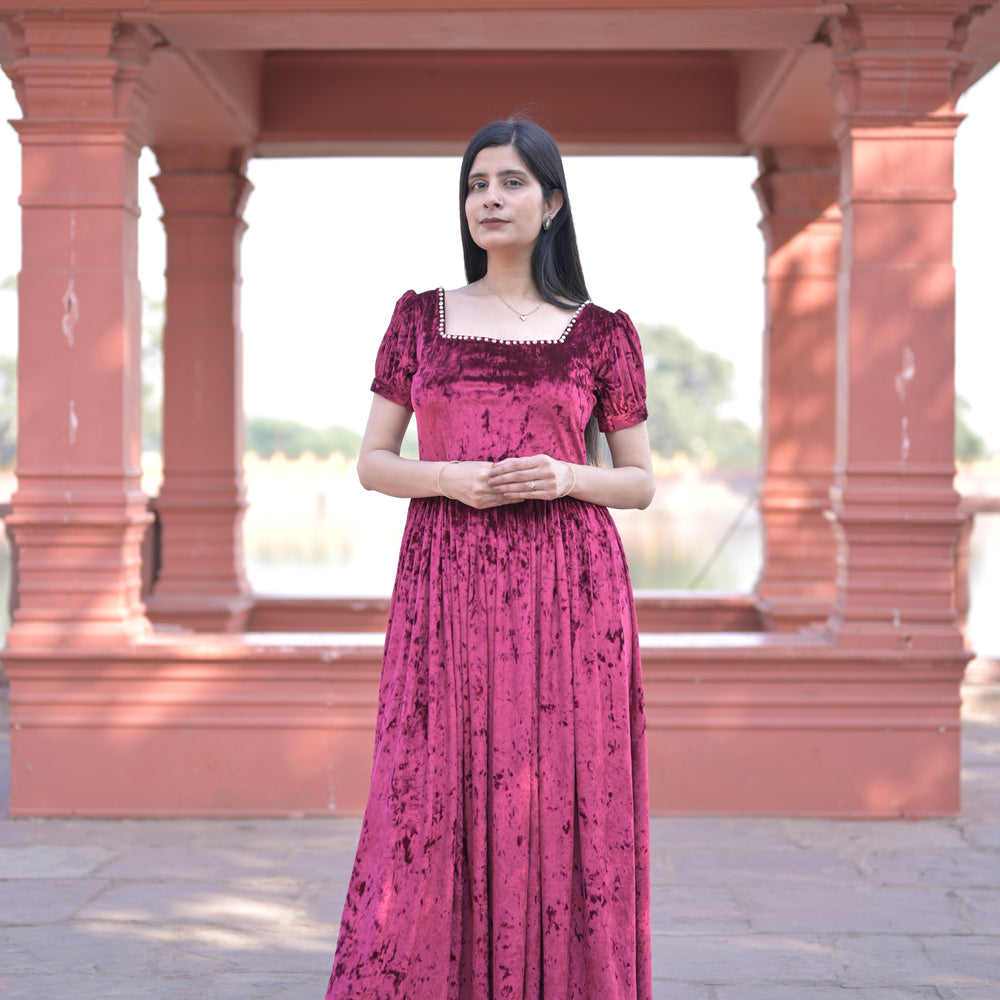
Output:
top-left (504, 178), bottom-right (523, 188)
top-left (468, 180), bottom-right (487, 192)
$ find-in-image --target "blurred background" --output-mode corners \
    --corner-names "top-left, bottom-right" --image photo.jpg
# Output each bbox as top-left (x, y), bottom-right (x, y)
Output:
top-left (0, 67), bottom-right (997, 655)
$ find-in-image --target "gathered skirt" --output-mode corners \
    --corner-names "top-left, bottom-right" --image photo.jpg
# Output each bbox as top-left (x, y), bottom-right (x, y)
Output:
top-left (326, 495), bottom-right (651, 1000)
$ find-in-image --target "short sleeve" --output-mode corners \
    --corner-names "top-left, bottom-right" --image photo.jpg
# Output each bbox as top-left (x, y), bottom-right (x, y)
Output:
top-left (370, 290), bottom-right (420, 409)
top-left (593, 310), bottom-right (648, 433)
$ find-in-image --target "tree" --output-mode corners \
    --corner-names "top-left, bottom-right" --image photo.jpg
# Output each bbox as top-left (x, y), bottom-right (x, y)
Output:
top-left (142, 295), bottom-right (164, 454)
top-left (0, 275), bottom-right (16, 468)
top-left (956, 394), bottom-right (987, 462)
top-left (0, 354), bottom-right (16, 469)
top-left (245, 417), bottom-right (363, 459)
top-left (636, 322), bottom-right (758, 465)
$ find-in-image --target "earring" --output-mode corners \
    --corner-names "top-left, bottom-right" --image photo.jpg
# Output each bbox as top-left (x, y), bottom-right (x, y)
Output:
top-left (542, 216), bottom-right (552, 231)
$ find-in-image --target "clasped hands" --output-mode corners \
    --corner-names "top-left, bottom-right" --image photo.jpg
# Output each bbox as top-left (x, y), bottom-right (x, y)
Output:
top-left (438, 455), bottom-right (575, 509)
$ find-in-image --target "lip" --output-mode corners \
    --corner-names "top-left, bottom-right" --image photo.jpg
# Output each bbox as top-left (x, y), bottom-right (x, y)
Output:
top-left (479, 217), bottom-right (508, 226)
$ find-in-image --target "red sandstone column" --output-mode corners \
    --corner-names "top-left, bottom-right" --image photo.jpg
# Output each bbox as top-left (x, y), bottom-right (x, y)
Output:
top-left (144, 146), bottom-right (253, 632)
top-left (2, 16), bottom-right (153, 650)
top-left (826, 4), bottom-right (977, 651)
top-left (753, 147), bottom-right (841, 632)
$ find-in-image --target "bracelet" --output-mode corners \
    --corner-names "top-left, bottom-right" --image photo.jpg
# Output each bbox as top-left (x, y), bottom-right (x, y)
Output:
top-left (437, 460), bottom-right (459, 499)
top-left (558, 461), bottom-right (576, 499)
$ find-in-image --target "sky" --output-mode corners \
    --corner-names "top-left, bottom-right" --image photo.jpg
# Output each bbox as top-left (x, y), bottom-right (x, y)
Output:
top-left (0, 65), bottom-right (998, 448)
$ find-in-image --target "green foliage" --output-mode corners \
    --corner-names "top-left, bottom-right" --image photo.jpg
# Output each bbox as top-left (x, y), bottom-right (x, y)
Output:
top-left (400, 425), bottom-right (419, 460)
top-left (142, 296), bottom-right (164, 454)
top-left (246, 416), bottom-right (363, 459)
top-left (0, 274), bottom-right (16, 292)
top-left (956, 394), bottom-right (987, 462)
top-left (637, 322), bottom-right (759, 465)
top-left (0, 354), bottom-right (16, 469)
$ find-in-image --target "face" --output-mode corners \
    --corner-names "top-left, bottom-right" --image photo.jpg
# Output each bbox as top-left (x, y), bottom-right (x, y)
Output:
top-left (464, 144), bottom-right (562, 254)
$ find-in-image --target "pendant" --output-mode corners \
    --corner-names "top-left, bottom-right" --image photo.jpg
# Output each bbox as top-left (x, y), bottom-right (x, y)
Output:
top-left (519, 314), bottom-right (528, 322)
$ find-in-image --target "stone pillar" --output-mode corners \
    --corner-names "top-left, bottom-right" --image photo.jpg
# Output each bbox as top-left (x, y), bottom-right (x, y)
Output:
top-left (1, 15), bottom-right (153, 650)
top-left (826, 4), bottom-right (977, 651)
top-left (753, 147), bottom-right (841, 632)
top-left (145, 145), bottom-right (253, 632)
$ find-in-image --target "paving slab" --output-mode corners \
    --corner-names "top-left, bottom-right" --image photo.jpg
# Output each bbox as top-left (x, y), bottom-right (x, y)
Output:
top-left (649, 984), bottom-right (714, 1000)
top-left (919, 934), bottom-right (1000, 986)
top-left (1, 682), bottom-right (998, 998)
top-left (953, 887), bottom-right (1000, 934)
top-left (858, 845), bottom-right (1000, 888)
top-left (651, 930), bottom-right (844, 984)
top-left (0, 843), bottom-right (116, 877)
top-left (648, 815), bottom-right (790, 849)
top-left (0, 877), bottom-right (108, 923)
top-left (781, 817), bottom-right (967, 851)
top-left (936, 989), bottom-right (1000, 1000)
top-left (715, 988), bottom-right (944, 1000)
top-left (742, 884), bottom-right (970, 934)
top-left (650, 884), bottom-right (750, 934)
top-left (664, 845), bottom-right (867, 888)
top-left (75, 880), bottom-right (311, 925)
top-left (0, 971), bottom-right (330, 1000)
top-left (830, 933), bottom-right (941, 988)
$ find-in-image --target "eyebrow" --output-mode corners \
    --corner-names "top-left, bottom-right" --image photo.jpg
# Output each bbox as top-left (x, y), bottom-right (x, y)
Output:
top-left (468, 169), bottom-right (530, 181)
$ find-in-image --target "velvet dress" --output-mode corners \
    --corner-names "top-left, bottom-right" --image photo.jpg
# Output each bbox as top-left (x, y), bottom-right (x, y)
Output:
top-left (325, 288), bottom-right (652, 1000)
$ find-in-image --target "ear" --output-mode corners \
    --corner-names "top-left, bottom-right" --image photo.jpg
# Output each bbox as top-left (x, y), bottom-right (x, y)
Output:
top-left (543, 190), bottom-right (565, 221)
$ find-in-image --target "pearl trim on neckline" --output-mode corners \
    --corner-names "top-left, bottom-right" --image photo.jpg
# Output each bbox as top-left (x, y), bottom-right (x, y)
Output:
top-left (436, 287), bottom-right (589, 345)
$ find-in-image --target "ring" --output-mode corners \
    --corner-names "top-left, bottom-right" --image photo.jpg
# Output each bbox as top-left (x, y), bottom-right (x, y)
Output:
top-left (528, 480), bottom-right (536, 491)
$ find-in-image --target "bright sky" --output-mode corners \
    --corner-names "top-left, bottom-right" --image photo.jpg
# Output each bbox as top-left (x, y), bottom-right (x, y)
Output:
top-left (0, 65), bottom-right (998, 448)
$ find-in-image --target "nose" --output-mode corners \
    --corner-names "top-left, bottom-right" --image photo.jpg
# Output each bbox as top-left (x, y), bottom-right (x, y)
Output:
top-left (484, 184), bottom-right (503, 208)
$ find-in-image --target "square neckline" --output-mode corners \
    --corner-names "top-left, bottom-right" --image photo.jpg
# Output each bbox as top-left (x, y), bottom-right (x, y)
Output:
top-left (436, 287), bottom-right (590, 345)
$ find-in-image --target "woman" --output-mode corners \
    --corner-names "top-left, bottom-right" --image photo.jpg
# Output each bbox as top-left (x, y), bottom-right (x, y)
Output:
top-left (325, 118), bottom-right (654, 1000)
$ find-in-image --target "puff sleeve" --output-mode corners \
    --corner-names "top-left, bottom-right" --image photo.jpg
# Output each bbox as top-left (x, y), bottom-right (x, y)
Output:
top-left (593, 310), bottom-right (648, 432)
top-left (370, 290), bottom-right (420, 409)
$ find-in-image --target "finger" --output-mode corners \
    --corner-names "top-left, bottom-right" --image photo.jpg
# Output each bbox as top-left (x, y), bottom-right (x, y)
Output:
top-left (491, 481), bottom-right (541, 496)
top-left (489, 456), bottom-right (536, 476)
top-left (488, 467), bottom-right (542, 488)
top-left (505, 481), bottom-right (554, 499)
top-left (478, 495), bottom-right (521, 508)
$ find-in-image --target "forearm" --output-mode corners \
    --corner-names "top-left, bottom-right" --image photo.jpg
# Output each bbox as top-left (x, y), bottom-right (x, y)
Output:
top-left (563, 461), bottom-right (655, 511)
top-left (357, 448), bottom-right (444, 499)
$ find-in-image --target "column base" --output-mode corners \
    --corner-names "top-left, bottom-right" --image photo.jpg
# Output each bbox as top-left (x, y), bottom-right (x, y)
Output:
top-left (757, 594), bottom-right (836, 633)
top-left (4, 614), bottom-right (152, 652)
top-left (145, 592), bottom-right (253, 633)
top-left (826, 613), bottom-right (970, 653)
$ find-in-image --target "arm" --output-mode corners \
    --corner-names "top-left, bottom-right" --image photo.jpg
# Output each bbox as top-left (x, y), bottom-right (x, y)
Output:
top-left (486, 421), bottom-right (656, 510)
top-left (357, 394), bottom-right (522, 508)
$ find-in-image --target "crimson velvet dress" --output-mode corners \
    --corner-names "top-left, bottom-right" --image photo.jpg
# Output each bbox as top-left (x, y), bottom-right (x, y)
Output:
top-left (325, 288), bottom-right (652, 1000)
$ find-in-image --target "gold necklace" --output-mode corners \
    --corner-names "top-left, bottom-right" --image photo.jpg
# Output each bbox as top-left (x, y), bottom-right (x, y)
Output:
top-left (481, 279), bottom-right (542, 322)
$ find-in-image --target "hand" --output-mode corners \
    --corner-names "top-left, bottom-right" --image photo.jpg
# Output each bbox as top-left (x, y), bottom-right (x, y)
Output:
top-left (487, 455), bottom-right (574, 501)
top-left (439, 461), bottom-right (524, 509)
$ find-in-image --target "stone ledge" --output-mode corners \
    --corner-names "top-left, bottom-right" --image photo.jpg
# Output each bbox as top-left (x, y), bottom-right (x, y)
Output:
top-left (1, 630), bottom-right (965, 819)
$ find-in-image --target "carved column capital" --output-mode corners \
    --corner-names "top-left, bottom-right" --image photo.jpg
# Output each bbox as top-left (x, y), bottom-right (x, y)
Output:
top-left (152, 145), bottom-right (254, 221)
top-left (1, 12), bottom-right (157, 142)
top-left (753, 146), bottom-right (841, 264)
top-left (827, 3), bottom-right (985, 125)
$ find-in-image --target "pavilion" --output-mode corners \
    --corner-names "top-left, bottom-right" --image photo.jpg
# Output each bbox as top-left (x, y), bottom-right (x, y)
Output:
top-left (1, 0), bottom-right (998, 817)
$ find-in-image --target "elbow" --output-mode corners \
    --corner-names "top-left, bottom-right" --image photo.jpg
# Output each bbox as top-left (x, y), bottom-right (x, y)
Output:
top-left (636, 473), bottom-right (656, 511)
top-left (356, 453), bottom-right (375, 492)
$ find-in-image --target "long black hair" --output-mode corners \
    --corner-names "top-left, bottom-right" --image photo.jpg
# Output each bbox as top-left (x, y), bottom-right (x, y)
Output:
top-left (459, 118), bottom-right (589, 309)
top-left (459, 118), bottom-right (603, 463)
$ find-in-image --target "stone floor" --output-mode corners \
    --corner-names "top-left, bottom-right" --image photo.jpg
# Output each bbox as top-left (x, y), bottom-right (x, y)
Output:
top-left (1, 679), bottom-right (998, 1000)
